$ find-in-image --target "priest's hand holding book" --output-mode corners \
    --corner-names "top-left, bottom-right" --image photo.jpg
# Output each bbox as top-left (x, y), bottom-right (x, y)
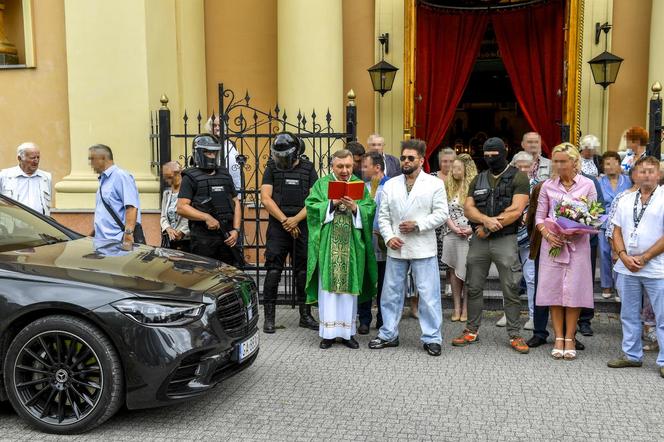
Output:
top-left (332, 197), bottom-right (357, 214)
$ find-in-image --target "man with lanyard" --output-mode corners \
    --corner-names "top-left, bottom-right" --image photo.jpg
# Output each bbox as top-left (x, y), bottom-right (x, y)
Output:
top-left (357, 150), bottom-right (390, 334)
top-left (452, 137), bottom-right (531, 353)
top-left (608, 156), bottom-right (664, 379)
top-left (177, 134), bottom-right (243, 267)
top-left (260, 132), bottom-right (319, 333)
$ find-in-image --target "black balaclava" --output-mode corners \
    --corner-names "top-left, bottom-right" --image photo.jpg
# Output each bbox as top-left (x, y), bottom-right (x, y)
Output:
top-left (483, 137), bottom-right (508, 174)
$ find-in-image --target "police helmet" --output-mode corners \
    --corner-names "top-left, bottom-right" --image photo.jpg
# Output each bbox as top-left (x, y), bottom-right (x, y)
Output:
top-left (271, 132), bottom-right (300, 170)
top-left (192, 133), bottom-right (221, 170)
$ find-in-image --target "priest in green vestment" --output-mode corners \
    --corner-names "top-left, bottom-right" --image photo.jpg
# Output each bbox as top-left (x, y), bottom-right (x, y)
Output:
top-left (305, 149), bottom-right (377, 349)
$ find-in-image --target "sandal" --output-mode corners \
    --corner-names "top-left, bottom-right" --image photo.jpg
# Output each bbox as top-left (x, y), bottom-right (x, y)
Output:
top-left (563, 338), bottom-right (577, 360)
top-left (551, 337), bottom-right (564, 359)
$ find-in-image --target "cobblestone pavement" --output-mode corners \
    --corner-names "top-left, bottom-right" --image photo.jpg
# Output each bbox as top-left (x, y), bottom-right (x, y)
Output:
top-left (1, 308), bottom-right (663, 441)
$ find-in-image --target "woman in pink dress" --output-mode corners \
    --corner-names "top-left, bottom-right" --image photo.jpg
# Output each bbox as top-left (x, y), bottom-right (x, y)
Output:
top-left (535, 143), bottom-right (597, 360)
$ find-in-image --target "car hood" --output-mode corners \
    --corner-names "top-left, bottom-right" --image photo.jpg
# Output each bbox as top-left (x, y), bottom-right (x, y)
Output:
top-left (0, 237), bottom-right (249, 302)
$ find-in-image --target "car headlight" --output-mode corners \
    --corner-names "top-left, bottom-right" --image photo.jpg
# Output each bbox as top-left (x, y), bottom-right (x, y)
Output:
top-left (112, 299), bottom-right (206, 326)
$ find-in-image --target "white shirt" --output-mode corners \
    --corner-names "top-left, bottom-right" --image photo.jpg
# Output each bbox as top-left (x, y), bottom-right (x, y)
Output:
top-left (0, 166), bottom-right (52, 215)
top-left (612, 185), bottom-right (664, 279)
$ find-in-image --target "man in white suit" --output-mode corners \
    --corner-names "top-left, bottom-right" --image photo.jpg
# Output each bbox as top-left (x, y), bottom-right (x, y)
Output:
top-left (0, 142), bottom-right (52, 215)
top-left (369, 139), bottom-right (449, 356)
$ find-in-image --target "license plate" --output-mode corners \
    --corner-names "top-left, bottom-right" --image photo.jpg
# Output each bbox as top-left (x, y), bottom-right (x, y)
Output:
top-left (237, 332), bottom-right (259, 362)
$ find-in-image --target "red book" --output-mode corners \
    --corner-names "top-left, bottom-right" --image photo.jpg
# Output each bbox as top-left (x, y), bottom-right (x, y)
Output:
top-left (327, 181), bottom-right (365, 200)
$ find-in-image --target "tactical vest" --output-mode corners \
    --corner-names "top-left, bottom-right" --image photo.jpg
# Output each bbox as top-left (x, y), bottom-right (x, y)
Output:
top-left (472, 166), bottom-right (519, 235)
top-left (269, 159), bottom-right (314, 217)
top-left (182, 167), bottom-right (235, 225)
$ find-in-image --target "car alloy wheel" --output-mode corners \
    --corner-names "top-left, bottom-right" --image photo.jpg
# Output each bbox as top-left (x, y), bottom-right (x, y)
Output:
top-left (13, 330), bottom-right (104, 425)
top-left (4, 315), bottom-right (124, 434)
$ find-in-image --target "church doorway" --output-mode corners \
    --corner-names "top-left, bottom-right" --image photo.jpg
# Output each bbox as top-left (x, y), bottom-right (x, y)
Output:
top-left (427, 23), bottom-right (532, 171)
top-left (408, 0), bottom-right (576, 172)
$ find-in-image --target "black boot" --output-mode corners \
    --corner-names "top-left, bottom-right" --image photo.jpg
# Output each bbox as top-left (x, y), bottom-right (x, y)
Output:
top-left (299, 304), bottom-right (318, 330)
top-left (263, 304), bottom-right (276, 333)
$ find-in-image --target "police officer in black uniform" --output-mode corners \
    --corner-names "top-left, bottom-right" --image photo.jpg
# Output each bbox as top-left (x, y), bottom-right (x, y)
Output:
top-left (260, 132), bottom-right (319, 333)
top-left (177, 134), bottom-right (244, 267)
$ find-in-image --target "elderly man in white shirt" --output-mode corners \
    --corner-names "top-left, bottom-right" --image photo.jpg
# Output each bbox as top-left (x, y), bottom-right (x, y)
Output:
top-left (369, 139), bottom-right (449, 356)
top-left (0, 142), bottom-right (52, 215)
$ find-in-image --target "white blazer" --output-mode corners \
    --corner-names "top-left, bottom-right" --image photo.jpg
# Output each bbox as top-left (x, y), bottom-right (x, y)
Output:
top-left (0, 166), bottom-right (52, 216)
top-left (378, 171), bottom-right (448, 260)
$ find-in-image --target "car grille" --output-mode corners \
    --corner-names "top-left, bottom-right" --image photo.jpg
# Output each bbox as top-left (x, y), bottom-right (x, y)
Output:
top-left (216, 281), bottom-right (259, 338)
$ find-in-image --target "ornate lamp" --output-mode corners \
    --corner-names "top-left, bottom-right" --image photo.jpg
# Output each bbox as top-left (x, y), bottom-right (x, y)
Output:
top-left (368, 33), bottom-right (399, 96)
top-left (588, 23), bottom-right (623, 89)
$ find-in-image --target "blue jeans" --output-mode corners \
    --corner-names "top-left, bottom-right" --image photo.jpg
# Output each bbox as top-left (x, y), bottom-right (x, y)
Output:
top-left (378, 256), bottom-right (442, 344)
top-left (615, 273), bottom-right (664, 366)
top-left (358, 260), bottom-right (385, 326)
top-left (598, 230), bottom-right (615, 289)
top-left (519, 245), bottom-right (535, 319)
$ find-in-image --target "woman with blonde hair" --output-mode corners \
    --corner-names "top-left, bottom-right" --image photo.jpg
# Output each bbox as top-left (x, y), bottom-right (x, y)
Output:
top-left (535, 143), bottom-right (597, 360)
top-left (441, 153), bottom-right (477, 321)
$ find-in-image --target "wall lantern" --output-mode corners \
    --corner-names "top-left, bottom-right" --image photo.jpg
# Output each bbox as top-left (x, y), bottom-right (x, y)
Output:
top-left (368, 33), bottom-right (399, 96)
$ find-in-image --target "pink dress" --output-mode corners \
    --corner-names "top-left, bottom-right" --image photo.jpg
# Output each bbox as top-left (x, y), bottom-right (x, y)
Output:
top-left (535, 175), bottom-right (597, 308)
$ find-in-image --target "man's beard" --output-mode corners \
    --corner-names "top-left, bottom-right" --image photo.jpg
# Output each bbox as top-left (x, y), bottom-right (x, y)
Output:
top-left (401, 166), bottom-right (415, 176)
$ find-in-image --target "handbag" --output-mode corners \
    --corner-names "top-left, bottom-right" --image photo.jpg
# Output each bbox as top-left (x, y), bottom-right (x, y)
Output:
top-left (100, 195), bottom-right (146, 245)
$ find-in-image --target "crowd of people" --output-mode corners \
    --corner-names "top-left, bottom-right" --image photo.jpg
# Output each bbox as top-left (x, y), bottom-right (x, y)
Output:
top-left (1, 125), bottom-right (663, 377)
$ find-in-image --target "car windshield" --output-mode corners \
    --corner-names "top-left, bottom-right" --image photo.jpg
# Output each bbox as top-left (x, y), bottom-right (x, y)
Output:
top-left (0, 198), bottom-right (72, 252)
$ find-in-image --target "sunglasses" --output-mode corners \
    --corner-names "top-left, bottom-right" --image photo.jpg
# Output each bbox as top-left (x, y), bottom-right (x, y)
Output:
top-left (400, 155), bottom-right (418, 162)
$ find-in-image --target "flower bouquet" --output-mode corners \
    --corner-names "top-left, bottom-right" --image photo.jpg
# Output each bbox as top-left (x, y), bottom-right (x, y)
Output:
top-left (544, 197), bottom-right (607, 261)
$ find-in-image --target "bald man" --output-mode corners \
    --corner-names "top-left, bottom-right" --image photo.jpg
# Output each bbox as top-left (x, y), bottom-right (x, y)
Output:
top-left (521, 132), bottom-right (551, 181)
top-left (160, 161), bottom-right (190, 250)
top-left (0, 142), bottom-right (52, 215)
top-left (367, 134), bottom-right (401, 178)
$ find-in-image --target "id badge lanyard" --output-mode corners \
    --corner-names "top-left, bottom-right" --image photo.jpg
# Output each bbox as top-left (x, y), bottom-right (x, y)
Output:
top-left (630, 190), bottom-right (652, 248)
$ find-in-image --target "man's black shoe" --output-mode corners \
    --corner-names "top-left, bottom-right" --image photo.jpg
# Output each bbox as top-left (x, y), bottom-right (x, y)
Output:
top-left (319, 338), bottom-right (335, 349)
top-left (575, 339), bottom-right (585, 351)
top-left (578, 323), bottom-right (594, 336)
top-left (368, 336), bottom-right (399, 349)
top-left (424, 343), bottom-right (442, 356)
top-left (263, 304), bottom-right (276, 334)
top-left (299, 305), bottom-right (319, 330)
top-left (526, 335), bottom-right (547, 347)
top-left (342, 337), bottom-right (359, 349)
top-left (358, 323), bottom-right (370, 335)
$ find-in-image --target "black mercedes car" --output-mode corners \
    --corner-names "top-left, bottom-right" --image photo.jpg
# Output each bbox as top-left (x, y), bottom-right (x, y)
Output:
top-left (0, 195), bottom-right (259, 434)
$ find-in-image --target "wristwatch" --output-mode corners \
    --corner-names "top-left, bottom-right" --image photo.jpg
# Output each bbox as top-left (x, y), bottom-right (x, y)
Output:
top-left (124, 229), bottom-right (134, 235)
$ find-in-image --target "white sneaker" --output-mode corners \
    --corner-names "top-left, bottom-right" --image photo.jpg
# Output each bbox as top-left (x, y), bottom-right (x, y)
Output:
top-left (615, 294), bottom-right (621, 302)
top-left (524, 318), bottom-right (534, 330)
top-left (496, 314), bottom-right (507, 327)
top-left (601, 291), bottom-right (613, 299)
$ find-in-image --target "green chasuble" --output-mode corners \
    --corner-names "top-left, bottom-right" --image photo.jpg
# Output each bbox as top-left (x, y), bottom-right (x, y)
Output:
top-left (305, 174), bottom-right (378, 305)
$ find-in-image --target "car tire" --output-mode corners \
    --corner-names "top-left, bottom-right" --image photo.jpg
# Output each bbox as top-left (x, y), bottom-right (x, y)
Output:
top-left (3, 315), bottom-right (124, 434)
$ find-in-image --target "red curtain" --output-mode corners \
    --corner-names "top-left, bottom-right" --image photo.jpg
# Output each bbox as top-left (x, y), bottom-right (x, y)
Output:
top-left (415, 7), bottom-right (489, 170)
top-left (492, 0), bottom-right (564, 157)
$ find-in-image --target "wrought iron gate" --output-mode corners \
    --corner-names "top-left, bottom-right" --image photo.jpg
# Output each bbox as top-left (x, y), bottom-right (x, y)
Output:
top-left (150, 83), bottom-right (358, 305)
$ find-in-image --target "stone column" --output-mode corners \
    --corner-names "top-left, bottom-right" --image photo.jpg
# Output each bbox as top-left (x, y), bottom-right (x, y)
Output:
top-left (55, 0), bottom-right (207, 210)
top-left (277, 0), bottom-right (344, 137)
